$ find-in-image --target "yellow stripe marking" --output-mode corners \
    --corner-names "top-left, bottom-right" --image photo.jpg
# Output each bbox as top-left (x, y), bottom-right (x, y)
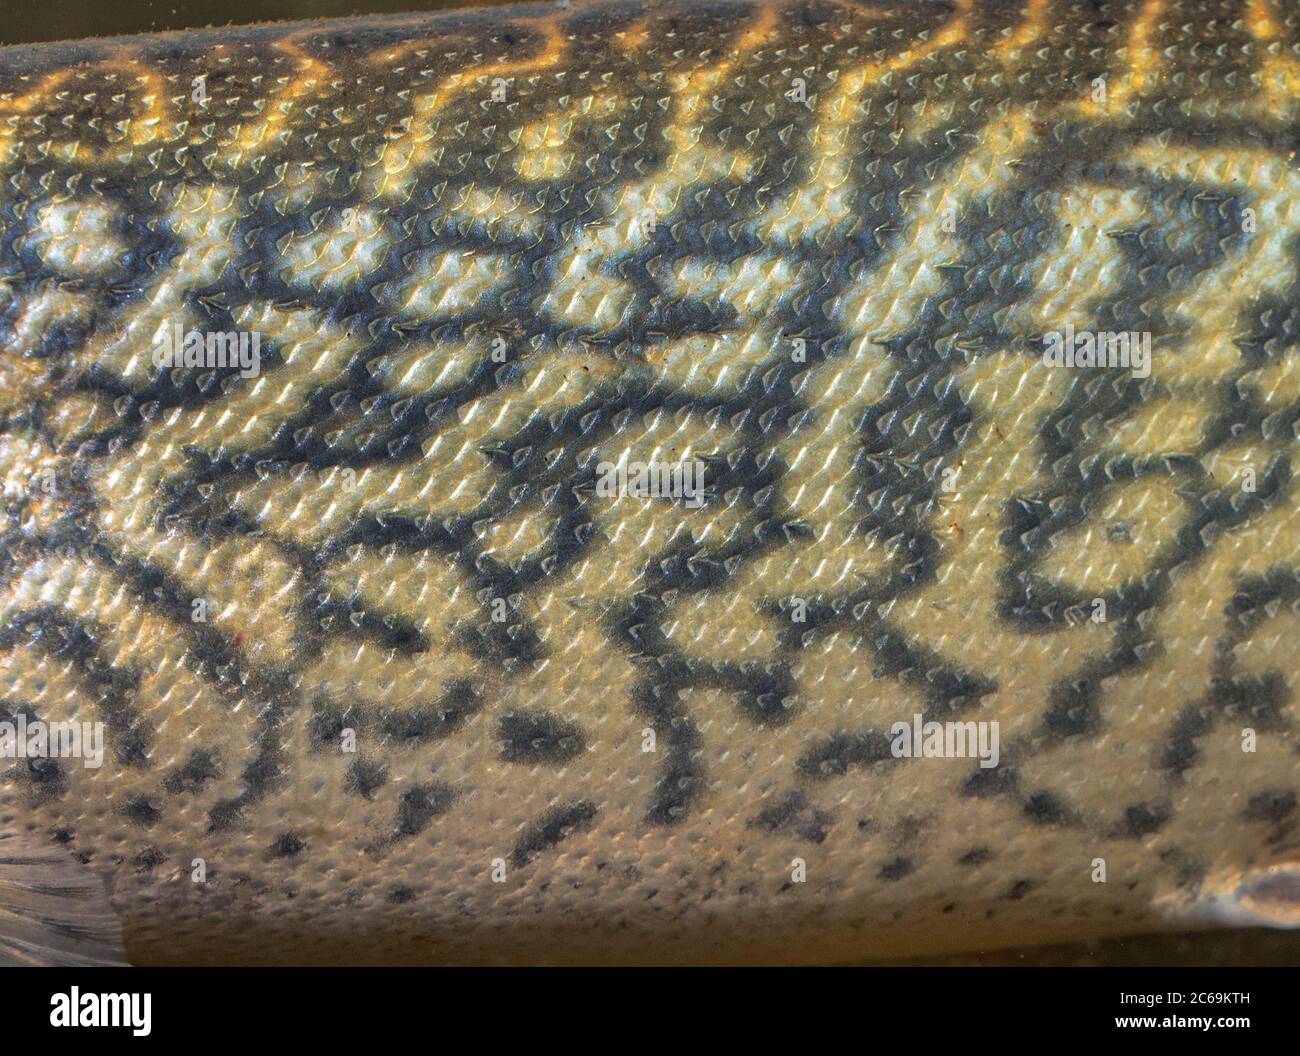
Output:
top-left (995, 0), bottom-right (1053, 60)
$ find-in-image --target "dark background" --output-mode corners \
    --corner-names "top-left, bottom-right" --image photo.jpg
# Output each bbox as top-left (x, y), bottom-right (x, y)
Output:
top-left (0, 0), bottom-right (518, 46)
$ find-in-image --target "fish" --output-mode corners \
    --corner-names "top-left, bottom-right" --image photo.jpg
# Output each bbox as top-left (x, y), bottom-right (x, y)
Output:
top-left (0, 0), bottom-right (1297, 966)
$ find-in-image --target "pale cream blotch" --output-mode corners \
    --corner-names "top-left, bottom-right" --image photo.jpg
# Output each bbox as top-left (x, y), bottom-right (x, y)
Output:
top-left (1197, 441), bottom-right (1281, 500)
top-left (661, 556), bottom-right (787, 666)
top-left (537, 209), bottom-right (641, 334)
top-left (279, 205), bottom-right (392, 291)
top-left (317, 545), bottom-right (483, 664)
top-left (510, 89), bottom-right (625, 182)
top-left (645, 253), bottom-right (802, 394)
top-left (24, 198), bottom-right (126, 279)
top-left (0, 434), bottom-right (68, 535)
top-left (1036, 476), bottom-right (1188, 595)
top-left (42, 391), bottom-right (122, 449)
top-left (835, 111), bottom-right (1036, 351)
top-left (539, 148), bottom-right (752, 335)
top-left (1, 284), bottom-right (94, 356)
top-left (884, 352), bottom-right (1114, 739)
top-left (72, 183), bottom-right (245, 383)
top-left (476, 504), bottom-right (556, 568)
top-left (1239, 353), bottom-right (1300, 414)
top-left (1126, 145), bottom-right (1300, 385)
top-left (265, 160), bottom-right (329, 215)
top-left (1102, 392), bottom-right (1212, 460)
top-left (0, 285), bottom-right (96, 417)
top-left (230, 341), bottom-right (615, 549)
top-left (379, 248), bottom-right (515, 320)
top-left (95, 305), bottom-right (366, 538)
top-left (512, 114), bottom-right (577, 180)
top-left (758, 64), bottom-right (874, 245)
top-left (572, 405), bottom-right (750, 600)
top-left (1005, 184), bottom-right (1149, 338)
top-left (367, 336), bottom-right (485, 398)
top-left (441, 186), bottom-right (544, 243)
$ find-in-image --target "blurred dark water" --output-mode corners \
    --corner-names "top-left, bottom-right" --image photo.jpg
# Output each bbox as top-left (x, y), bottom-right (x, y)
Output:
top-left (0, 0), bottom-right (518, 46)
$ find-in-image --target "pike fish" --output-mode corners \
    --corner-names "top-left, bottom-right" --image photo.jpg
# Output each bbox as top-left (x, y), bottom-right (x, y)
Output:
top-left (0, 0), bottom-right (1298, 965)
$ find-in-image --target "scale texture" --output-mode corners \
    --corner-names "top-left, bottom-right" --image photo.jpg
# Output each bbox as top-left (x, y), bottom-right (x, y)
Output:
top-left (0, 0), bottom-right (1298, 965)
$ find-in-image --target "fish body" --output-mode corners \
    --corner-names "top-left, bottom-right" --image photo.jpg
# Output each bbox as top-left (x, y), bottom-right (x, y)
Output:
top-left (0, 0), bottom-right (1298, 965)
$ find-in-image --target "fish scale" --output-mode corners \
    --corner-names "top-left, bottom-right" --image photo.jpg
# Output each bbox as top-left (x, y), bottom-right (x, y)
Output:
top-left (0, 0), bottom-right (1296, 965)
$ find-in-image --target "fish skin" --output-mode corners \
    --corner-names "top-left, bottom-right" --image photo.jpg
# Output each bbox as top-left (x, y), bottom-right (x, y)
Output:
top-left (0, 0), bottom-right (1298, 965)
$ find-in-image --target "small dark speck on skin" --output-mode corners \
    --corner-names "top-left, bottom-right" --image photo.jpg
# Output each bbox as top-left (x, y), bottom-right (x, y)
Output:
top-left (878, 856), bottom-right (915, 882)
top-left (1121, 802), bottom-right (1171, 838)
top-left (1004, 880), bottom-right (1035, 900)
top-left (270, 831), bottom-right (305, 858)
top-left (386, 886), bottom-right (417, 905)
top-left (957, 847), bottom-right (992, 866)
top-left (395, 782), bottom-right (456, 837)
top-left (1024, 790), bottom-right (1067, 825)
top-left (748, 789), bottom-right (832, 844)
top-left (163, 748), bottom-right (221, 795)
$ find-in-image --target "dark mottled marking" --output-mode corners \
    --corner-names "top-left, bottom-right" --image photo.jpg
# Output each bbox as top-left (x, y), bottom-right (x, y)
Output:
top-left (962, 762), bottom-right (1019, 798)
top-left (379, 680), bottom-right (483, 743)
top-left (345, 757), bottom-right (389, 800)
top-left (1023, 791), bottom-right (1069, 826)
top-left (1245, 790), bottom-right (1296, 824)
top-left (0, 0), bottom-right (1294, 965)
top-left (511, 800), bottom-right (599, 868)
top-left (122, 794), bottom-right (160, 828)
top-left (394, 782), bottom-right (456, 838)
top-left (797, 730), bottom-right (894, 779)
top-left (878, 856), bottom-right (915, 882)
top-left (748, 790), bottom-right (832, 844)
top-left (162, 749), bottom-right (221, 795)
top-left (206, 799), bottom-right (242, 834)
top-left (498, 710), bottom-right (586, 764)
top-left (1120, 802), bottom-right (1172, 839)
top-left (1004, 880), bottom-right (1036, 900)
